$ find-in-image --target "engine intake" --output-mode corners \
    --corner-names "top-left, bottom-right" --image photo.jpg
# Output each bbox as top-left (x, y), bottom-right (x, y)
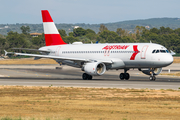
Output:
top-left (83, 62), bottom-right (106, 76)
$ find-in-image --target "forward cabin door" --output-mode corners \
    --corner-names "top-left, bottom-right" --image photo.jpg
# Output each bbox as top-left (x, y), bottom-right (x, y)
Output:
top-left (56, 46), bottom-right (61, 56)
top-left (141, 45), bottom-right (148, 59)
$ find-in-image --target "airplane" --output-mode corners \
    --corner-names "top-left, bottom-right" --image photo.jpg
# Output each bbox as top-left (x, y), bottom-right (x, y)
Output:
top-left (5, 10), bottom-right (174, 81)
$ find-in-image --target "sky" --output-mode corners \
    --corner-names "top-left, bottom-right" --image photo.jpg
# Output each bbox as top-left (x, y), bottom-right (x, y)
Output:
top-left (0, 0), bottom-right (180, 24)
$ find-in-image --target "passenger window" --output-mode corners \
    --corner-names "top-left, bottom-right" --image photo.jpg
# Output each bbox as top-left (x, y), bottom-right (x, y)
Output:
top-left (156, 50), bottom-right (159, 53)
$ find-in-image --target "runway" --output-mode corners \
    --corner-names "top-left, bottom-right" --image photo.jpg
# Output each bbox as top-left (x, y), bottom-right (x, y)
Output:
top-left (0, 64), bottom-right (179, 90)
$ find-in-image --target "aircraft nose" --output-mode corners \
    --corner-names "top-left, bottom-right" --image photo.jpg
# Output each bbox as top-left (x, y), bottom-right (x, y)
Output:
top-left (164, 54), bottom-right (173, 66)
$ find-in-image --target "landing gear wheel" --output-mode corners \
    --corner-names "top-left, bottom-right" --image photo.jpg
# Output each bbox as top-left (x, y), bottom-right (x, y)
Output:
top-left (149, 76), bottom-right (153, 81)
top-left (87, 75), bottom-right (93, 80)
top-left (149, 76), bottom-right (156, 81)
top-left (82, 73), bottom-right (88, 80)
top-left (124, 73), bottom-right (130, 80)
top-left (119, 73), bottom-right (125, 80)
top-left (82, 73), bottom-right (93, 80)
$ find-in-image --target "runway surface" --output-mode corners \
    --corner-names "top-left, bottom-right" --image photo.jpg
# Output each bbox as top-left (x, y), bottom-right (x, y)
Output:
top-left (0, 64), bottom-right (180, 90)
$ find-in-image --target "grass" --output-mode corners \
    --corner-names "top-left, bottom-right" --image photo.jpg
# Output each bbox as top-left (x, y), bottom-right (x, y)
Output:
top-left (0, 86), bottom-right (179, 120)
top-left (160, 72), bottom-right (180, 76)
top-left (0, 58), bottom-right (57, 64)
top-left (0, 117), bottom-right (72, 120)
top-left (173, 57), bottom-right (180, 63)
top-left (173, 53), bottom-right (180, 57)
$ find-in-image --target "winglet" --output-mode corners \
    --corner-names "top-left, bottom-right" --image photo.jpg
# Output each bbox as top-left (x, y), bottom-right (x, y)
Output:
top-left (4, 50), bottom-right (14, 56)
top-left (170, 50), bottom-right (176, 55)
top-left (4, 50), bottom-right (7, 56)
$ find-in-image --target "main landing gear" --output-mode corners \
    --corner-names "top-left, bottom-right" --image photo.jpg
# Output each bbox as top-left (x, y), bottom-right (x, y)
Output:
top-left (119, 69), bottom-right (130, 80)
top-left (82, 73), bottom-right (93, 80)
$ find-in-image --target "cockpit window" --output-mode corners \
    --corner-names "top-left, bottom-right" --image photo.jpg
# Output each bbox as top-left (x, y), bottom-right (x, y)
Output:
top-left (160, 50), bottom-right (166, 53)
top-left (152, 49), bottom-right (169, 53)
top-left (156, 50), bottom-right (159, 53)
top-left (152, 50), bottom-right (156, 53)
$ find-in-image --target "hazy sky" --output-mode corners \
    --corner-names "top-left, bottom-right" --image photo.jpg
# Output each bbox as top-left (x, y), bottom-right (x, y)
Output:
top-left (1, 0), bottom-right (180, 24)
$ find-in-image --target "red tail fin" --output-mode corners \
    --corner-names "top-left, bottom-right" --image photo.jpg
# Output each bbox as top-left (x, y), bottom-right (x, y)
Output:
top-left (41, 10), bottom-right (66, 46)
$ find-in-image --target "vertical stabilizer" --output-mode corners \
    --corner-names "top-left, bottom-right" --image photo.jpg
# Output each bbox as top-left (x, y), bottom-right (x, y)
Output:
top-left (41, 10), bottom-right (66, 46)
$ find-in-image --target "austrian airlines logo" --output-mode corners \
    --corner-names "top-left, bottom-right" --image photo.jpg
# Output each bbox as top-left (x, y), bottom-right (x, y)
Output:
top-left (102, 45), bottom-right (129, 56)
top-left (130, 45), bottom-right (139, 60)
top-left (102, 45), bottom-right (129, 50)
top-left (102, 45), bottom-right (139, 60)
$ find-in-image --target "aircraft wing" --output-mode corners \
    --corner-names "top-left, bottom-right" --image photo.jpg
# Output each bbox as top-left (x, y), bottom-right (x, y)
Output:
top-left (12, 48), bottom-right (51, 53)
top-left (170, 50), bottom-right (176, 55)
top-left (14, 52), bottom-right (113, 64)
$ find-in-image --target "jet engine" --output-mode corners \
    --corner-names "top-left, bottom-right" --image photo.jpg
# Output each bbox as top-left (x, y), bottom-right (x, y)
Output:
top-left (141, 68), bottom-right (162, 75)
top-left (83, 62), bottom-right (106, 76)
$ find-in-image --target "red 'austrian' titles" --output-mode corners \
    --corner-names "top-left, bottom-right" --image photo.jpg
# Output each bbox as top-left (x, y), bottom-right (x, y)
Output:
top-left (102, 45), bottom-right (130, 50)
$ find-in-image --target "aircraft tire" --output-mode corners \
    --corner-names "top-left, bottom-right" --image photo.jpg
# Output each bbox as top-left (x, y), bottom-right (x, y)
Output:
top-left (119, 73), bottom-right (125, 80)
top-left (82, 73), bottom-right (92, 80)
top-left (88, 75), bottom-right (93, 80)
top-left (149, 76), bottom-right (156, 81)
top-left (124, 73), bottom-right (130, 80)
top-left (82, 73), bottom-right (88, 80)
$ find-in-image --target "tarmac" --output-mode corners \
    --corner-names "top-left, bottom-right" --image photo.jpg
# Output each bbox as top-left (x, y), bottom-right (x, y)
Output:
top-left (0, 63), bottom-right (179, 90)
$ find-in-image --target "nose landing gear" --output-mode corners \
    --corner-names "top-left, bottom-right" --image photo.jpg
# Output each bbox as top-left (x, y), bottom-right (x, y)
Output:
top-left (149, 69), bottom-right (156, 81)
top-left (149, 76), bottom-right (156, 81)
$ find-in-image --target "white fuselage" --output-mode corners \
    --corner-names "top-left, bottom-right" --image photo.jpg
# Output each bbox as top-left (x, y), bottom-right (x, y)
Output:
top-left (39, 43), bottom-right (173, 69)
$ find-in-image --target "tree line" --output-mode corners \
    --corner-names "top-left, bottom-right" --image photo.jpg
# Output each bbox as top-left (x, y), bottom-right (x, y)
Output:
top-left (0, 25), bottom-right (180, 55)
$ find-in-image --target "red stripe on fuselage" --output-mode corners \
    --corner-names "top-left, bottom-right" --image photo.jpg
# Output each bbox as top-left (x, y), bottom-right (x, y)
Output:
top-left (130, 45), bottom-right (139, 60)
top-left (44, 34), bottom-right (66, 46)
top-left (41, 10), bottom-right (53, 22)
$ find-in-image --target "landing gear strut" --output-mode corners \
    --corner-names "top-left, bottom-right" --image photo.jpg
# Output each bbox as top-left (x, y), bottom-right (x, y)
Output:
top-left (82, 73), bottom-right (92, 80)
top-left (119, 69), bottom-right (130, 80)
top-left (149, 68), bottom-right (156, 81)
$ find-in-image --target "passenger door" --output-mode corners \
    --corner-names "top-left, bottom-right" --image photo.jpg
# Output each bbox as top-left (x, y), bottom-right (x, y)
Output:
top-left (141, 45), bottom-right (148, 59)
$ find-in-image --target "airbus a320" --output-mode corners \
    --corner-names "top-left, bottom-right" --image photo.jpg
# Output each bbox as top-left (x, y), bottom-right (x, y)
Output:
top-left (5, 10), bottom-right (174, 81)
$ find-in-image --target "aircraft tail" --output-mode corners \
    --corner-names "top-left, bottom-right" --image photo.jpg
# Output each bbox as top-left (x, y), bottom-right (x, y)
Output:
top-left (41, 10), bottom-right (66, 46)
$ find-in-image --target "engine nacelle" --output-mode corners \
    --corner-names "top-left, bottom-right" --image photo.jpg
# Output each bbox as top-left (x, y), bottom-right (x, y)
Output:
top-left (141, 68), bottom-right (162, 75)
top-left (83, 62), bottom-right (106, 76)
